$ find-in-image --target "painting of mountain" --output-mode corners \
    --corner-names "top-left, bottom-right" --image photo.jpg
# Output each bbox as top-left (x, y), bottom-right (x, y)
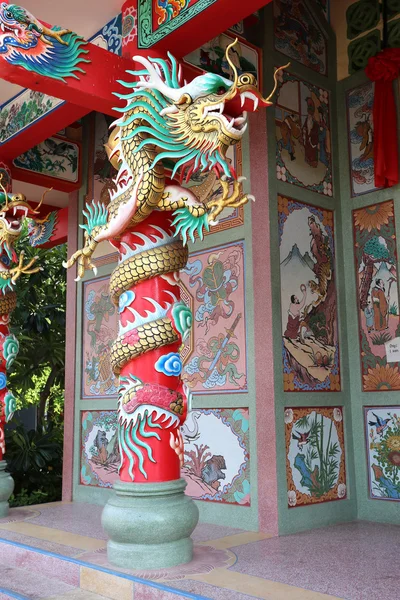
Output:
top-left (353, 201), bottom-right (400, 391)
top-left (279, 195), bottom-right (340, 392)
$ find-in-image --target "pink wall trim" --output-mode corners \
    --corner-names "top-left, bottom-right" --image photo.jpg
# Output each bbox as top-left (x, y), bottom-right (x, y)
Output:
top-left (249, 111), bottom-right (279, 535)
top-left (62, 191), bottom-right (79, 501)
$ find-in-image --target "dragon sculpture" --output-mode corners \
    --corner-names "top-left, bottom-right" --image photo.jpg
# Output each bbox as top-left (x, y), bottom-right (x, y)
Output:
top-left (0, 177), bottom-right (45, 458)
top-left (65, 42), bottom-right (287, 483)
top-left (0, 2), bottom-right (89, 81)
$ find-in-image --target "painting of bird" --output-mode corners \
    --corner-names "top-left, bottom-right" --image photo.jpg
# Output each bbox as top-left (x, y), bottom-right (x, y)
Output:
top-left (292, 429), bottom-right (311, 451)
top-left (368, 412), bottom-right (390, 436)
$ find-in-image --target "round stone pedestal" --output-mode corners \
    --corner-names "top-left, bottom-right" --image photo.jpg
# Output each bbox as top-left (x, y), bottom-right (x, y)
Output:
top-left (0, 460), bottom-right (14, 517)
top-left (102, 478), bottom-right (199, 570)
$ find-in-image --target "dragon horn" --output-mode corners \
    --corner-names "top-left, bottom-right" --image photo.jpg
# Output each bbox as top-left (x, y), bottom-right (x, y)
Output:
top-left (262, 63), bottom-right (290, 104)
top-left (225, 38), bottom-right (239, 93)
top-left (0, 174), bottom-right (9, 210)
top-left (33, 187), bottom-right (52, 213)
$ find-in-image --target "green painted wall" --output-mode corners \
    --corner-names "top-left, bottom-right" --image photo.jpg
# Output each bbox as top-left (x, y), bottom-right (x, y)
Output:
top-left (337, 70), bottom-right (400, 525)
top-left (260, 1), bottom-right (357, 534)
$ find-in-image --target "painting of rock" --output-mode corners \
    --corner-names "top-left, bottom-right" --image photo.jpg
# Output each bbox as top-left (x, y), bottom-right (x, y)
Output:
top-left (365, 406), bottom-right (400, 501)
top-left (274, 0), bottom-right (327, 76)
top-left (275, 69), bottom-right (332, 196)
top-left (285, 406), bottom-right (346, 507)
top-left (82, 276), bottom-right (119, 398)
top-left (181, 408), bottom-right (250, 505)
top-left (353, 201), bottom-right (400, 391)
top-left (279, 196), bottom-right (340, 391)
top-left (347, 82), bottom-right (377, 196)
top-left (180, 241), bottom-right (247, 394)
top-left (80, 411), bottom-right (120, 488)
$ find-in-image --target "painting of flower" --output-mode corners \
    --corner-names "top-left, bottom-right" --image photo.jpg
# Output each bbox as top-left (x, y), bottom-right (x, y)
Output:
top-left (365, 407), bottom-right (400, 500)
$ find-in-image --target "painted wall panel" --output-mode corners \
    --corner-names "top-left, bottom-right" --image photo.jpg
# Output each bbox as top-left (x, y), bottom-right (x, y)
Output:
top-left (81, 410), bottom-right (119, 488)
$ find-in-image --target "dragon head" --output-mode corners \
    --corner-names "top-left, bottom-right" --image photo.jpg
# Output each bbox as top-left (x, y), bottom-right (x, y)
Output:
top-left (112, 40), bottom-right (288, 181)
top-left (0, 3), bottom-right (43, 51)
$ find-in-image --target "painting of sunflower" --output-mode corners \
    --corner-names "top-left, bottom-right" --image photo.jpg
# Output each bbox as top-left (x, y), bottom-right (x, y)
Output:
top-left (365, 407), bottom-right (400, 500)
top-left (353, 202), bottom-right (393, 233)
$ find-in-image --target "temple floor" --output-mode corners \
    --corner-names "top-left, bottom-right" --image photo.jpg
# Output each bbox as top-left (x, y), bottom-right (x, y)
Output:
top-left (0, 502), bottom-right (397, 600)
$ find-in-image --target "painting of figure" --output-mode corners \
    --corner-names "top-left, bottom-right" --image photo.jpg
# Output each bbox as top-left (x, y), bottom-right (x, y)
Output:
top-left (276, 70), bottom-right (332, 196)
top-left (81, 411), bottom-right (120, 488)
top-left (285, 406), bottom-right (346, 507)
top-left (279, 196), bottom-right (340, 391)
top-left (353, 201), bottom-right (400, 391)
top-left (274, 0), bottom-right (327, 75)
top-left (180, 241), bottom-right (247, 394)
top-left (365, 407), bottom-right (400, 500)
top-left (82, 277), bottom-right (119, 398)
top-left (181, 408), bottom-right (250, 505)
top-left (184, 33), bottom-right (260, 81)
top-left (347, 82), bottom-right (378, 196)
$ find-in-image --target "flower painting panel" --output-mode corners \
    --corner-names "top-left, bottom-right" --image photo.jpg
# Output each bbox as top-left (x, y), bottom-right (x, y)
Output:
top-left (279, 196), bottom-right (340, 391)
top-left (181, 408), bottom-right (250, 505)
top-left (353, 201), bottom-right (400, 391)
top-left (347, 82), bottom-right (378, 196)
top-left (274, 0), bottom-right (327, 76)
top-left (365, 407), bottom-right (400, 500)
top-left (184, 33), bottom-right (260, 82)
top-left (13, 136), bottom-right (79, 183)
top-left (275, 70), bottom-right (332, 196)
top-left (285, 407), bottom-right (346, 507)
top-left (82, 276), bottom-right (119, 398)
top-left (180, 241), bottom-right (247, 394)
top-left (81, 411), bottom-right (120, 488)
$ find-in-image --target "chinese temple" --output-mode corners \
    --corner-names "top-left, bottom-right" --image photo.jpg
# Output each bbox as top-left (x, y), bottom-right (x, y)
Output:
top-left (0, 1), bottom-right (399, 599)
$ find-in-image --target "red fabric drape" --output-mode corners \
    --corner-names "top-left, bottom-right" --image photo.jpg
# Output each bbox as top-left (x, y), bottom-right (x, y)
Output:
top-left (365, 48), bottom-right (400, 189)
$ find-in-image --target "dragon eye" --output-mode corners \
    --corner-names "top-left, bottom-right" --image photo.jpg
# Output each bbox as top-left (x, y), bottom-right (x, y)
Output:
top-left (217, 86), bottom-right (226, 95)
top-left (5, 10), bottom-right (12, 18)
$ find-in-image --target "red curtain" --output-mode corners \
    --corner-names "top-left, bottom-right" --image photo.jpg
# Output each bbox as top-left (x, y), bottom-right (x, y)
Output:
top-left (365, 48), bottom-right (400, 189)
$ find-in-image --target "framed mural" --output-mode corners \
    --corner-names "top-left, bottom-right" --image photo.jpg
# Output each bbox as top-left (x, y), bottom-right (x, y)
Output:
top-left (80, 410), bottom-right (119, 488)
top-left (279, 196), bottom-right (340, 392)
top-left (365, 406), bottom-right (400, 501)
top-left (12, 136), bottom-right (80, 183)
top-left (275, 69), bottom-right (333, 197)
top-left (181, 408), bottom-right (250, 505)
top-left (180, 240), bottom-right (248, 394)
top-left (353, 201), bottom-right (400, 392)
top-left (274, 0), bottom-right (327, 76)
top-left (82, 276), bottom-right (119, 399)
top-left (184, 32), bottom-right (261, 83)
top-left (346, 81), bottom-right (378, 197)
top-left (285, 406), bottom-right (346, 507)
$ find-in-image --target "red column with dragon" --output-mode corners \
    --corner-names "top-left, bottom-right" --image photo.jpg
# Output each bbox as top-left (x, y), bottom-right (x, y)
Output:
top-left (65, 42), bottom-right (284, 568)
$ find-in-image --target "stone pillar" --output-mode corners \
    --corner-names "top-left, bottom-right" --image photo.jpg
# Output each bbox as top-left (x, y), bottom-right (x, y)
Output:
top-left (102, 211), bottom-right (199, 569)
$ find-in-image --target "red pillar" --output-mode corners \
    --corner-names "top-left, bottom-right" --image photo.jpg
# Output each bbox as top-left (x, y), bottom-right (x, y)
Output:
top-left (109, 211), bottom-right (189, 482)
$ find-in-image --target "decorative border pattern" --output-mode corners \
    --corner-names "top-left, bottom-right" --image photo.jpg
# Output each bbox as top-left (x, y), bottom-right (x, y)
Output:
top-left (138, 0), bottom-right (217, 48)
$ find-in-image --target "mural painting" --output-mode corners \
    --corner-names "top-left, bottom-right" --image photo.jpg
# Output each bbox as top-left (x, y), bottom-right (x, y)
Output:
top-left (81, 411), bottom-right (119, 488)
top-left (274, 0), bottom-right (327, 76)
top-left (353, 201), bottom-right (400, 391)
top-left (180, 241), bottom-right (247, 394)
top-left (279, 196), bottom-right (340, 392)
top-left (275, 70), bottom-right (332, 196)
top-left (182, 143), bottom-right (244, 235)
top-left (285, 406), bottom-right (346, 507)
top-left (89, 14), bottom-right (122, 55)
top-left (154, 0), bottom-right (192, 27)
top-left (13, 136), bottom-right (79, 182)
top-left (90, 113), bottom-right (118, 206)
top-left (181, 408), bottom-right (250, 505)
top-left (82, 277), bottom-right (119, 398)
top-left (184, 33), bottom-right (260, 81)
top-left (365, 406), bottom-right (400, 501)
top-left (347, 82), bottom-right (377, 196)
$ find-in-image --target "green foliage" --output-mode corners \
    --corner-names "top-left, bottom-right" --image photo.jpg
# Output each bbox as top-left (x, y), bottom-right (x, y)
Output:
top-left (308, 312), bottom-right (327, 339)
top-left (364, 236), bottom-right (390, 260)
top-left (390, 302), bottom-right (398, 316)
top-left (371, 332), bottom-right (392, 346)
top-left (5, 422), bottom-right (63, 505)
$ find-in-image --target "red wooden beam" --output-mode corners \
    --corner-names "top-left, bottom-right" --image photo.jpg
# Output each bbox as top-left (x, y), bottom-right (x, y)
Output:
top-left (141, 0), bottom-right (272, 56)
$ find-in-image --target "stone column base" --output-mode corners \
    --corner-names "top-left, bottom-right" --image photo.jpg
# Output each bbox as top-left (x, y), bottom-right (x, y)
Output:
top-left (102, 478), bottom-right (199, 570)
top-left (0, 460), bottom-right (14, 517)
